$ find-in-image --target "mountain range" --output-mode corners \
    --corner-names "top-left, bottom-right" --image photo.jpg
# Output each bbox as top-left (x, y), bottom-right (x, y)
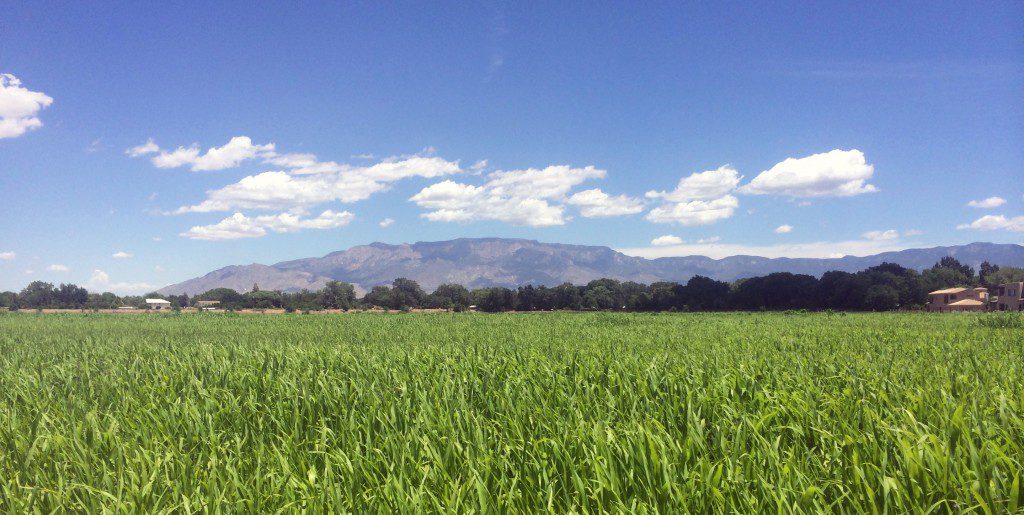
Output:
top-left (157, 239), bottom-right (1024, 296)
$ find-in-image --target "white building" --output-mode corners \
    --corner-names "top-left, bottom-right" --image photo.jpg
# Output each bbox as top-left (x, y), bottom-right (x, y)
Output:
top-left (145, 298), bottom-right (171, 310)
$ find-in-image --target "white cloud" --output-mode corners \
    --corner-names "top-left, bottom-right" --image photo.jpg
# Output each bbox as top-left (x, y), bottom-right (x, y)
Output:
top-left (651, 235), bottom-right (683, 246)
top-left (154, 265), bottom-right (166, 273)
top-left (957, 214), bottom-right (1024, 232)
top-left (47, 264), bottom-right (69, 272)
top-left (644, 167), bottom-right (742, 226)
top-left (619, 239), bottom-right (914, 260)
top-left (698, 236), bottom-right (721, 244)
top-left (567, 188), bottom-right (644, 217)
top-left (24, 270), bottom-right (33, 275)
top-left (87, 269), bottom-right (154, 295)
top-left (177, 156), bottom-right (461, 213)
top-left (152, 236), bottom-right (162, 242)
top-left (112, 251), bottom-right (133, 259)
top-left (470, 159), bottom-right (488, 171)
top-left (0, 74), bottom-right (53, 139)
top-left (126, 138), bottom-right (159, 157)
top-left (379, 218), bottom-right (395, 228)
top-left (740, 149), bottom-right (877, 197)
top-left (645, 166), bottom-right (741, 202)
top-left (0, 251), bottom-right (14, 260)
top-left (775, 224), bottom-right (793, 234)
top-left (862, 229), bottom-right (899, 241)
top-left (263, 152), bottom-right (318, 168)
top-left (966, 196), bottom-right (1006, 209)
top-left (138, 136), bottom-right (276, 171)
top-left (181, 210), bottom-right (355, 241)
top-left (903, 229), bottom-right (924, 237)
top-left (645, 195), bottom-right (739, 226)
top-left (411, 165), bottom-right (606, 226)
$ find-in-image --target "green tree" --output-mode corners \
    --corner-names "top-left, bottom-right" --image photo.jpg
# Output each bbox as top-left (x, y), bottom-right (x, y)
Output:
top-left (582, 285), bottom-right (616, 310)
top-left (317, 281), bottom-right (355, 310)
top-left (864, 284), bottom-right (900, 311)
top-left (0, 291), bottom-right (18, 310)
top-left (363, 286), bottom-right (393, 309)
top-left (932, 256), bottom-right (975, 282)
top-left (430, 284), bottom-right (471, 311)
top-left (390, 278), bottom-right (426, 309)
top-left (19, 281), bottom-right (55, 309)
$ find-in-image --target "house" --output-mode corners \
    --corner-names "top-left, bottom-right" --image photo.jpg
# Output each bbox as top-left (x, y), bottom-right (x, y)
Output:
top-left (195, 300), bottom-right (221, 310)
top-left (145, 298), bottom-right (172, 310)
top-left (990, 282), bottom-right (1024, 312)
top-left (927, 287), bottom-right (988, 312)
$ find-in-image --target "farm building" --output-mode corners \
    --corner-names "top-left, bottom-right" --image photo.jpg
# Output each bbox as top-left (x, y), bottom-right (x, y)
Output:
top-left (145, 298), bottom-right (171, 310)
top-left (195, 300), bottom-right (221, 310)
top-left (990, 282), bottom-right (1024, 312)
top-left (926, 287), bottom-right (988, 312)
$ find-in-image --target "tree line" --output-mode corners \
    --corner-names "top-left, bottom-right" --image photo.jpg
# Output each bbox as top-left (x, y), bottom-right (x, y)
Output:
top-left (2, 258), bottom-right (1022, 313)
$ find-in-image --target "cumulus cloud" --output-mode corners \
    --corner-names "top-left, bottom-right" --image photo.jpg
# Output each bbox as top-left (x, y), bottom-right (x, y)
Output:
top-left (645, 166), bottom-right (741, 202)
top-left (957, 214), bottom-right (1024, 232)
top-left (410, 165), bottom-right (607, 226)
top-left (181, 210), bottom-right (355, 241)
top-left (966, 196), bottom-right (1006, 209)
top-left (775, 224), bottom-right (793, 234)
top-left (740, 149), bottom-right (877, 197)
top-left (87, 269), bottom-right (154, 295)
top-left (651, 235), bottom-right (683, 246)
top-left (379, 218), bottom-right (395, 228)
top-left (644, 166), bottom-right (742, 226)
top-left (112, 251), bottom-right (133, 259)
top-left (567, 188), bottom-right (644, 217)
top-left (645, 195), bottom-right (739, 226)
top-left (0, 74), bottom-right (53, 139)
top-left (177, 156), bottom-right (461, 213)
top-left (151, 136), bottom-right (276, 171)
top-left (0, 251), bottom-right (14, 260)
top-left (862, 229), bottom-right (900, 241)
top-left (47, 264), bottom-right (69, 272)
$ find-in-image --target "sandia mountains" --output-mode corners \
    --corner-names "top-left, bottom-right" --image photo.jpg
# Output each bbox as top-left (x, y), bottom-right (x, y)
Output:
top-left (157, 239), bottom-right (1024, 296)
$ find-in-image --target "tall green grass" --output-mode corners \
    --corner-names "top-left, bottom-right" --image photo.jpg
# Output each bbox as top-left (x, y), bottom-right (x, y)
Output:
top-left (1, 312), bottom-right (1021, 512)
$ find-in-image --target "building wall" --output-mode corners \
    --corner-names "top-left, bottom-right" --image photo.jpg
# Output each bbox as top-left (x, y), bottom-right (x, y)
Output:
top-left (927, 288), bottom-right (988, 312)
top-left (993, 282), bottom-right (1024, 311)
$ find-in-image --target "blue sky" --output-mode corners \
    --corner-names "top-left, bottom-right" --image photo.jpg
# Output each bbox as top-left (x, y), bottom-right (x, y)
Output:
top-left (1, 2), bottom-right (1022, 293)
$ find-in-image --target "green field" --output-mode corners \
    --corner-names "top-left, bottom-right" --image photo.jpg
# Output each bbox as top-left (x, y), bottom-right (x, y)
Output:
top-left (1, 312), bottom-right (1021, 512)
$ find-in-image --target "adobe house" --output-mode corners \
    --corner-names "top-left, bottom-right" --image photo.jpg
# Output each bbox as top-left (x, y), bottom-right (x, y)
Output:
top-left (990, 282), bottom-right (1024, 312)
top-left (927, 287), bottom-right (988, 312)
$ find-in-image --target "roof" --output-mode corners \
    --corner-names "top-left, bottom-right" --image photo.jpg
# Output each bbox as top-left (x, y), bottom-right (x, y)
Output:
top-left (929, 287), bottom-right (967, 295)
top-left (145, 298), bottom-right (171, 304)
top-left (948, 299), bottom-right (984, 306)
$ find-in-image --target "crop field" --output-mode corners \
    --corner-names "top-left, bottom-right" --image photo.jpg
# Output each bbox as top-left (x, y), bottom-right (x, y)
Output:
top-left (1, 312), bottom-right (1022, 513)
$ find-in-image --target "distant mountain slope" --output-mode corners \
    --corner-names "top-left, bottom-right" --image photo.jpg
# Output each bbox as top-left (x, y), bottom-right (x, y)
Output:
top-left (157, 239), bottom-right (1024, 295)
top-left (159, 264), bottom-right (333, 296)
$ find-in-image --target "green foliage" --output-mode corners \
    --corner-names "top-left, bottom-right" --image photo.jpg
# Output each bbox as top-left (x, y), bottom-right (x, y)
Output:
top-left (864, 284), bottom-right (900, 311)
top-left (316, 281), bottom-right (355, 310)
top-left (978, 312), bottom-right (1024, 328)
top-left (0, 313), bottom-right (1021, 512)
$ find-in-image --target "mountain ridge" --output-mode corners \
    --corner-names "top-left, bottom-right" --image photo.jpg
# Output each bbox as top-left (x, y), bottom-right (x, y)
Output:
top-left (157, 239), bottom-right (1024, 295)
